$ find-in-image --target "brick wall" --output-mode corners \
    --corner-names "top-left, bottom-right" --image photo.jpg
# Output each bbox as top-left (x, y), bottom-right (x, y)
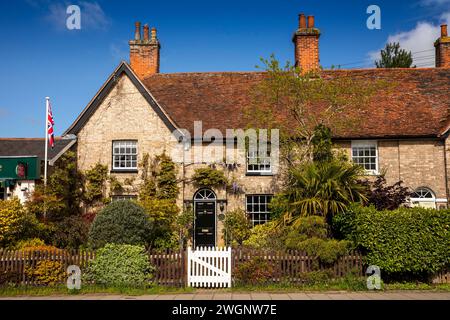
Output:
top-left (76, 73), bottom-right (449, 246)
top-left (335, 139), bottom-right (448, 199)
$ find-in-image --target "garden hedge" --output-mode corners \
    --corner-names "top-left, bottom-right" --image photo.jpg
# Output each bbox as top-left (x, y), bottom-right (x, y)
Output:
top-left (333, 205), bottom-right (450, 275)
top-left (84, 243), bottom-right (154, 287)
top-left (88, 200), bottom-right (153, 248)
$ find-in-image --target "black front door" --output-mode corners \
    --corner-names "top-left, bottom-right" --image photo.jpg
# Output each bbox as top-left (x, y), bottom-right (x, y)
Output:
top-left (194, 201), bottom-right (216, 247)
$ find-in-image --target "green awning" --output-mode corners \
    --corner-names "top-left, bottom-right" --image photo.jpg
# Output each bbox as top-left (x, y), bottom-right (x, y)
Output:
top-left (0, 156), bottom-right (40, 180)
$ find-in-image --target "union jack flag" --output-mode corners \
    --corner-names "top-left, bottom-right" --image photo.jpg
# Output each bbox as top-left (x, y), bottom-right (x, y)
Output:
top-left (47, 101), bottom-right (55, 149)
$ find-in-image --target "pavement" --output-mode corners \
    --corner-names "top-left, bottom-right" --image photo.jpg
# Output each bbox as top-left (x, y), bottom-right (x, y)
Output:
top-left (1, 291), bottom-right (449, 300)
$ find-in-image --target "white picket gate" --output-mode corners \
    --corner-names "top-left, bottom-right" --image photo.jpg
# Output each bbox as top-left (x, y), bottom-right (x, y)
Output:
top-left (187, 246), bottom-right (232, 288)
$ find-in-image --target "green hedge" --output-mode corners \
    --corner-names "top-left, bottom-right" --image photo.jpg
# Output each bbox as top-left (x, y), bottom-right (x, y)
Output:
top-left (333, 205), bottom-right (450, 275)
top-left (85, 244), bottom-right (154, 287)
top-left (88, 201), bottom-right (153, 248)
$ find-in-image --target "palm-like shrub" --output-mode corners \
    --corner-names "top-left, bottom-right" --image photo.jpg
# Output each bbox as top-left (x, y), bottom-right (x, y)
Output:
top-left (273, 160), bottom-right (367, 224)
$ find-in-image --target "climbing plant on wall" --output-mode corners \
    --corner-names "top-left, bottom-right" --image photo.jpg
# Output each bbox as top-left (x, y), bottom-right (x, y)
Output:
top-left (191, 167), bottom-right (228, 188)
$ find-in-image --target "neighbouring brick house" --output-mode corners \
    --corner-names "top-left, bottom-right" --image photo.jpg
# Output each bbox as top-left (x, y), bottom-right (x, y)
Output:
top-left (2, 14), bottom-right (450, 247)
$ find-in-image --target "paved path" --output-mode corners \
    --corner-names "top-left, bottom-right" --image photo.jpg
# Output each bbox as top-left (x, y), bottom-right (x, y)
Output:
top-left (1, 291), bottom-right (449, 300)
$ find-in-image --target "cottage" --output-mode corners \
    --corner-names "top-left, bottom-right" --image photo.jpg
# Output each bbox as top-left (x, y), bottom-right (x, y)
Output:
top-left (1, 14), bottom-right (450, 247)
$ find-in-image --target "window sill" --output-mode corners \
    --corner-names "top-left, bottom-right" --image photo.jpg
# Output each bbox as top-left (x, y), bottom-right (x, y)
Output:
top-left (245, 172), bottom-right (273, 177)
top-left (110, 169), bottom-right (138, 174)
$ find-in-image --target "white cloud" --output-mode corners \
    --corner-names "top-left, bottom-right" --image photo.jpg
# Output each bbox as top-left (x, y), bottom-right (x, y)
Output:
top-left (368, 12), bottom-right (450, 67)
top-left (42, 1), bottom-right (111, 31)
top-left (79, 1), bottom-right (111, 31)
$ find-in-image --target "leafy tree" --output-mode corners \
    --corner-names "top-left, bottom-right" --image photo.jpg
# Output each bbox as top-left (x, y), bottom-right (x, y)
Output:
top-left (137, 152), bottom-right (181, 249)
top-left (139, 198), bottom-right (179, 249)
top-left (271, 160), bottom-right (367, 225)
top-left (311, 124), bottom-right (333, 163)
top-left (0, 198), bottom-right (25, 245)
top-left (361, 175), bottom-right (412, 210)
top-left (375, 42), bottom-right (414, 68)
top-left (88, 200), bottom-right (153, 248)
top-left (223, 209), bottom-right (252, 246)
top-left (26, 151), bottom-right (84, 221)
top-left (247, 55), bottom-right (390, 166)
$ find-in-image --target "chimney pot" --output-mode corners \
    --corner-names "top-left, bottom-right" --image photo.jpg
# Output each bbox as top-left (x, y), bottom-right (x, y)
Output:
top-left (299, 13), bottom-right (306, 28)
top-left (307, 16), bottom-right (315, 28)
top-left (441, 24), bottom-right (448, 37)
top-left (151, 27), bottom-right (157, 41)
top-left (143, 24), bottom-right (149, 41)
top-left (134, 21), bottom-right (141, 40)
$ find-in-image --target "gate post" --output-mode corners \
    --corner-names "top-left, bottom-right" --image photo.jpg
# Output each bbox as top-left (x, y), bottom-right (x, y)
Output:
top-left (227, 247), bottom-right (232, 287)
top-left (187, 247), bottom-right (191, 287)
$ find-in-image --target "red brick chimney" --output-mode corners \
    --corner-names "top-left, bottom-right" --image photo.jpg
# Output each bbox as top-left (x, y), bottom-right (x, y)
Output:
top-left (292, 13), bottom-right (321, 72)
top-left (435, 24), bottom-right (450, 68)
top-left (129, 22), bottom-right (160, 78)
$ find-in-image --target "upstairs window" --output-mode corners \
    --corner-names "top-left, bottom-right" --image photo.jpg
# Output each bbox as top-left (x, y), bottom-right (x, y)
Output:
top-left (112, 140), bottom-right (137, 170)
top-left (247, 149), bottom-right (271, 174)
top-left (246, 194), bottom-right (273, 226)
top-left (351, 140), bottom-right (378, 174)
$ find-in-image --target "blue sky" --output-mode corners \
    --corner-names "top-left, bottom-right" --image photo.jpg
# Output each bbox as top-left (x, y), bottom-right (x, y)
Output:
top-left (0, 0), bottom-right (449, 138)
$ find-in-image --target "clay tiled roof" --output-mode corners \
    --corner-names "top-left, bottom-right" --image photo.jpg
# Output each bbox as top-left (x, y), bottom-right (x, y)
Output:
top-left (142, 68), bottom-right (450, 139)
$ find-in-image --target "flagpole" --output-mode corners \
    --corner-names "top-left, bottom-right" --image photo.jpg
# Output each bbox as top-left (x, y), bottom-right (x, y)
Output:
top-left (44, 97), bottom-right (49, 187)
top-left (44, 97), bottom-right (49, 221)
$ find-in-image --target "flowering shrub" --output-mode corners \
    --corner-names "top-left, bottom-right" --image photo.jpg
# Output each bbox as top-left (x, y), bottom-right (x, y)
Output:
top-left (25, 260), bottom-right (65, 286)
top-left (234, 257), bottom-right (275, 286)
top-left (0, 198), bottom-right (25, 245)
top-left (16, 238), bottom-right (46, 249)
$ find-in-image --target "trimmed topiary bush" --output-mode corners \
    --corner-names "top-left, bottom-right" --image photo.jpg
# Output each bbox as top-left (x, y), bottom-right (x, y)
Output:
top-left (333, 205), bottom-right (450, 277)
top-left (88, 201), bottom-right (153, 248)
top-left (84, 243), bottom-right (154, 287)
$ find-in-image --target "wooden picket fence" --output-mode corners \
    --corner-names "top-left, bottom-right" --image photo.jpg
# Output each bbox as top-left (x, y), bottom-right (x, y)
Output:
top-left (1, 248), bottom-right (449, 286)
top-left (232, 248), bottom-right (365, 283)
top-left (0, 248), bottom-right (185, 287)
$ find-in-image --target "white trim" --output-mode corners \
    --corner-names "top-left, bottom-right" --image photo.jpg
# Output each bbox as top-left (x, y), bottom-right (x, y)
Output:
top-left (351, 140), bottom-right (379, 175)
top-left (49, 138), bottom-right (77, 166)
top-left (246, 150), bottom-right (272, 174)
top-left (112, 140), bottom-right (138, 170)
top-left (410, 198), bottom-right (447, 203)
top-left (193, 189), bottom-right (217, 247)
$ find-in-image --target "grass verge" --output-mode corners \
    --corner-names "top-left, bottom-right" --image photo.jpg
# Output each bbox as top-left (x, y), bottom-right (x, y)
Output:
top-left (0, 284), bottom-right (195, 297)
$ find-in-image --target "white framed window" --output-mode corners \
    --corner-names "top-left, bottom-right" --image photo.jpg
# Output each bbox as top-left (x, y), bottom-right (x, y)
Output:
top-left (410, 187), bottom-right (438, 209)
top-left (247, 149), bottom-right (271, 174)
top-left (112, 140), bottom-right (138, 170)
top-left (246, 194), bottom-right (273, 226)
top-left (351, 140), bottom-right (378, 174)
